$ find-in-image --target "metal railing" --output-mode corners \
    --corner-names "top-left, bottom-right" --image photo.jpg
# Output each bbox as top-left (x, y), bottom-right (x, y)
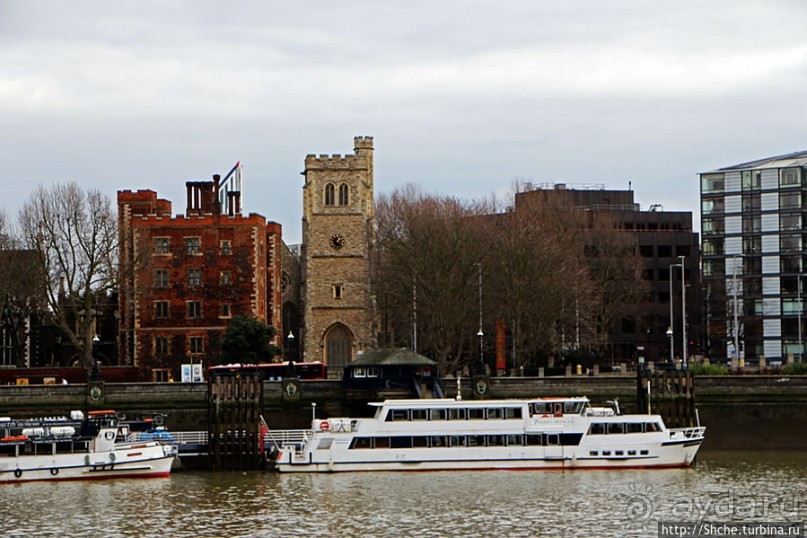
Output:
top-left (127, 429), bottom-right (311, 446)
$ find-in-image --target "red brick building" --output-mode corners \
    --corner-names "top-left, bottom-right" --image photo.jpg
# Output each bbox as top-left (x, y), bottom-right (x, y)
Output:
top-left (118, 177), bottom-right (282, 378)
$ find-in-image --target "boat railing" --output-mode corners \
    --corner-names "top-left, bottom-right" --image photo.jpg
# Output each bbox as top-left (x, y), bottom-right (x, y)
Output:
top-left (668, 426), bottom-right (706, 440)
top-left (265, 429), bottom-right (311, 447)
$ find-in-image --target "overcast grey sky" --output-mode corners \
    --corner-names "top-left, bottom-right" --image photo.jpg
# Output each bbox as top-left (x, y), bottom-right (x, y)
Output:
top-left (2, 1), bottom-right (806, 243)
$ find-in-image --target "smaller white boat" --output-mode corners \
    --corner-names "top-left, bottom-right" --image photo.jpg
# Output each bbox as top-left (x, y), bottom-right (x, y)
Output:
top-left (0, 410), bottom-right (178, 483)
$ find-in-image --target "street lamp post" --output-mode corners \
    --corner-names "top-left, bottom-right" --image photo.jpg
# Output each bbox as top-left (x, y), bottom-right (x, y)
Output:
top-left (476, 262), bottom-right (484, 369)
top-left (679, 255), bottom-right (687, 366)
top-left (669, 262), bottom-right (682, 362)
top-left (666, 326), bottom-right (674, 364)
top-left (799, 274), bottom-right (803, 362)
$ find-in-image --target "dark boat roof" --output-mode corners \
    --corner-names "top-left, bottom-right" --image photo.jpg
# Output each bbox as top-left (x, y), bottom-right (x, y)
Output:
top-left (350, 348), bottom-right (437, 367)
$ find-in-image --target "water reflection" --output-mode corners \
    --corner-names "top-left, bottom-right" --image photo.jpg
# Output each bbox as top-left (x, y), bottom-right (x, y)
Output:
top-left (1, 451), bottom-right (804, 537)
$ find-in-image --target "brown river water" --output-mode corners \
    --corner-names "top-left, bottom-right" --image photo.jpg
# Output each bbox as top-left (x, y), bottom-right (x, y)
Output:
top-left (0, 450), bottom-right (804, 537)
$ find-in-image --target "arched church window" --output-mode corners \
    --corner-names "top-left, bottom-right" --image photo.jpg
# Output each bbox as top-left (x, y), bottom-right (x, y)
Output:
top-left (338, 183), bottom-right (349, 206)
top-left (324, 183), bottom-right (335, 206)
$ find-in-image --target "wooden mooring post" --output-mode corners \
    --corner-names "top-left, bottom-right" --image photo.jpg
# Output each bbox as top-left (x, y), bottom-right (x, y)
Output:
top-left (208, 372), bottom-right (264, 471)
top-left (636, 369), bottom-right (697, 428)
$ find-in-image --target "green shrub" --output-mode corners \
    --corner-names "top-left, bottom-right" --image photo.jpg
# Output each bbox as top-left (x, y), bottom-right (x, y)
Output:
top-left (783, 361), bottom-right (807, 375)
top-left (688, 363), bottom-right (729, 375)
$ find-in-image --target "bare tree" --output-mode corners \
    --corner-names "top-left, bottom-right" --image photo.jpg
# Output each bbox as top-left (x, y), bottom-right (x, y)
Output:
top-left (375, 185), bottom-right (484, 374)
top-left (18, 183), bottom-right (119, 373)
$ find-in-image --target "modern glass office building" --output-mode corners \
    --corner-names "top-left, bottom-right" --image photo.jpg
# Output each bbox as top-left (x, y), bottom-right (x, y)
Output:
top-left (700, 151), bottom-right (807, 363)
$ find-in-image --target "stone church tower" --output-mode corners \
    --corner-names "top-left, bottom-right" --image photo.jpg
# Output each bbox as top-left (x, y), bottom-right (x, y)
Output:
top-left (301, 136), bottom-right (376, 368)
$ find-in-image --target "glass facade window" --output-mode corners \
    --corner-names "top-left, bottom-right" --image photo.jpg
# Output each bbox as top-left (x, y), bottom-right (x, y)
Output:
top-left (782, 298), bottom-right (803, 315)
top-left (780, 192), bottom-right (801, 209)
top-left (742, 170), bottom-right (761, 190)
top-left (781, 256), bottom-right (805, 273)
top-left (743, 257), bottom-right (762, 275)
top-left (702, 238), bottom-right (724, 255)
top-left (780, 168), bottom-right (801, 187)
top-left (702, 218), bottom-right (724, 235)
top-left (742, 215), bottom-right (760, 233)
top-left (780, 235), bottom-right (802, 253)
top-left (703, 259), bottom-right (725, 276)
top-left (702, 198), bottom-right (725, 214)
top-left (780, 214), bottom-right (801, 231)
top-left (743, 236), bottom-right (761, 255)
top-left (742, 194), bottom-right (761, 211)
top-left (701, 174), bottom-right (725, 193)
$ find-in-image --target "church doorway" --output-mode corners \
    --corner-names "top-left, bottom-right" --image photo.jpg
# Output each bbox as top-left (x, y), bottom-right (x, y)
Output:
top-left (324, 324), bottom-right (352, 369)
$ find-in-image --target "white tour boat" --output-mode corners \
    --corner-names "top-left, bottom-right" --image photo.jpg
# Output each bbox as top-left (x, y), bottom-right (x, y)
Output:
top-left (272, 396), bottom-right (705, 473)
top-left (0, 410), bottom-right (178, 483)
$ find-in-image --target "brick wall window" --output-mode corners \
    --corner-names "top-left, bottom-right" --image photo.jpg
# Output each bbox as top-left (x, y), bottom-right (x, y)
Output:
top-left (154, 237), bottom-right (170, 255)
top-left (220, 271), bottom-right (231, 286)
top-left (220, 304), bottom-right (232, 318)
top-left (155, 336), bottom-right (169, 355)
top-left (324, 183), bottom-right (335, 206)
top-left (188, 268), bottom-right (202, 287)
top-left (154, 269), bottom-right (169, 288)
top-left (154, 301), bottom-right (170, 319)
top-left (187, 300), bottom-right (202, 318)
top-left (184, 236), bottom-right (201, 256)
top-left (188, 336), bottom-right (204, 354)
top-left (220, 240), bottom-right (232, 256)
top-left (339, 183), bottom-right (349, 205)
top-left (333, 283), bottom-right (343, 300)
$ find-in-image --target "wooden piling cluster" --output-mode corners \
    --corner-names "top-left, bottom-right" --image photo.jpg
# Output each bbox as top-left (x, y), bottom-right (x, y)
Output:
top-left (207, 372), bottom-right (264, 471)
top-left (636, 369), bottom-right (697, 428)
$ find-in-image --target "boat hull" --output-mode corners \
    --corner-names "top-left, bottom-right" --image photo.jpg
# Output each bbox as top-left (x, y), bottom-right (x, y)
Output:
top-left (275, 442), bottom-right (703, 473)
top-left (0, 443), bottom-right (176, 483)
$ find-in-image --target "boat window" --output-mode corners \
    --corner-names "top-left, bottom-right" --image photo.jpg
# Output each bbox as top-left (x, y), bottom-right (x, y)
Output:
top-left (467, 408), bottom-right (485, 420)
top-left (391, 437), bottom-right (412, 449)
top-left (628, 450), bottom-right (636, 456)
top-left (563, 402), bottom-right (582, 414)
top-left (388, 409), bottom-right (410, 422)
top-left (645, 422), bottom-right (661, 432)
top-left (626, 422), bottom-right (643, 433)
top-left (607, 423), bottom-right (625, 435)
top-left (448, 408), bottom-right (466, 420)
top-left (504, 408), bottom-right (522, 419)
top-left (412, 436), bottom-right (429, 448)
top-left (553, 403), bottom-right (563, 416)
top-left (350, 437), bottom-right (372, 449)
top-left (615, 450), bottom-right (624, 456)
top-left (505, 435), bottom-right (522, 446)
top-left (487, 408), bottom-right (504, 420)
top-left (532, 402), bottom-right (553, 415)
top-left (449, 436), bottom-right (467, 447)
top-left (561, 433), bottom-right (583, 446)
top-left (411, 409), bottom-right (428, 421)
top-left (374, 437), bottom-right (390, 449)
top-left (353, 367), bottom-right (366, 378)
top-left (588, 423), bottom-right (606, 435)
top-left (429, 409), bottom-right (447, 421)
top-left (590, 451), bottom-right (598, 456)
top-left (487, 435), bottom-right (505, 446)
top-left (317, 439), bottom-right (333, 450)
top-left (546, 434), bottom-right (560, 446)
top-left (429, 436), bottom-right (447, 448)
top-left (602, 450), bottom-right (611, 456)
top-left (366, 367), bottom-right (380, 378)
top-left (526, 435), bottom-right (543, 446)
top-left (467, 435), bottom-right (486, 447)
top-left (640, 449), bottom-right (649, 456)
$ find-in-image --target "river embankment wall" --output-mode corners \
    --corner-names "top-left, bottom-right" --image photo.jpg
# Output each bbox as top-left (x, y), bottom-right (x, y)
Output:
top-left (0, 376), bottom-right (804, 450)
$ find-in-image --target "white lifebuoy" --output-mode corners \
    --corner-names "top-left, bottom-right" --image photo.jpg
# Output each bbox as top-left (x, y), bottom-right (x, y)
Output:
top-left (104, 431), bottom-right (115, 441)
top-left (320, 420), bottom-right (330, 432)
